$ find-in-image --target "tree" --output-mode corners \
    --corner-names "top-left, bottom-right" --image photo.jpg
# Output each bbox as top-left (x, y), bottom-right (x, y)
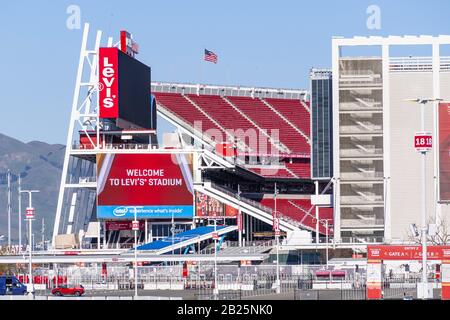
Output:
top-left (406, 217), bottom-right (450, 245)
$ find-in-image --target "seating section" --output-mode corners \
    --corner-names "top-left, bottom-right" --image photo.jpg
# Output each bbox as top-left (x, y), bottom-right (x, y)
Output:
top-left (264, 98), bottom-right (311, 139)
top-left (187, 94), bottom-right (274, 152)
top-left (154, 92), bottom-right (312, 179)
top-left (260, 198), bottom-right (332, 235)
top-left (249, 167), bottom-right (296, 179)
top-left (227, 96), bottom-right (310, 154)
top-left (286, 162), bottom-right (311, 179)
top-left (153, 92), bottom-right (226, 142)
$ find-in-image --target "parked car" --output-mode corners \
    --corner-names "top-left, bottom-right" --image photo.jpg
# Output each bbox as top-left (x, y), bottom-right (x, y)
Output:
top-left (51, 284), bottom-right (85, 296)
top-left (0, 276), bottom-right (28, 295)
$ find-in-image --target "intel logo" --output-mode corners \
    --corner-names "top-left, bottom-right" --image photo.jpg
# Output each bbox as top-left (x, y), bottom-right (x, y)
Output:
top-left (113, 207), bottom-right (129, 217)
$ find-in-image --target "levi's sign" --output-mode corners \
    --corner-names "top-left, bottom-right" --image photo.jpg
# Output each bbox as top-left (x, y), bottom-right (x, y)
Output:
top-left (99, 48), bottom-right (119, 118)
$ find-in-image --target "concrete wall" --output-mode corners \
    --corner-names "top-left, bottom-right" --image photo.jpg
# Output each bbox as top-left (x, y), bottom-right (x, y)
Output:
top-left (389, 72), bottom-right (435, 240)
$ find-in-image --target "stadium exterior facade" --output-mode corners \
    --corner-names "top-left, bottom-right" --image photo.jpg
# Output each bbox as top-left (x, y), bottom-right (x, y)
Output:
top-left (332, 35), bottom-right (450, 243)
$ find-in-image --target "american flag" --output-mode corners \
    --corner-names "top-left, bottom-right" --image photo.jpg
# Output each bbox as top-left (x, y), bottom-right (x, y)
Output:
top-left (204, 49), bottom-right (218, 64)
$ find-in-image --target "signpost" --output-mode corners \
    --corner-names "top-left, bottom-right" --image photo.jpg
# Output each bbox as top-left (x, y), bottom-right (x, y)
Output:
top-left (21, 190), bottom-right (39, 297)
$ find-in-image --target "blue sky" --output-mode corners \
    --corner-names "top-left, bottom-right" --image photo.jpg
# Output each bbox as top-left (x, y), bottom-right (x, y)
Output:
top-left (1, 0), bottom-right (449, 144)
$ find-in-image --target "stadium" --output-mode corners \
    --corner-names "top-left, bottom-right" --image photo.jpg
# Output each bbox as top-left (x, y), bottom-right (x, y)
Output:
top-left (2, 23), bottom-right (450, 301)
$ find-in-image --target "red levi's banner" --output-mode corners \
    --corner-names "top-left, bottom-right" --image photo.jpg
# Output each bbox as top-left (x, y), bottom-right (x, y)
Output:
top-left (367, 245), bottom-right (450, 260)
top-left (99, 48), bottom-right (119, 119)
top-left (439, 102), bottom-right (450, 201)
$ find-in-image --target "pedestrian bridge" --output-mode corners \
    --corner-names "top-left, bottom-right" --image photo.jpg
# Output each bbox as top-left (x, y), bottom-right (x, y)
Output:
top-left (136, 225), bottom-right (238, 255)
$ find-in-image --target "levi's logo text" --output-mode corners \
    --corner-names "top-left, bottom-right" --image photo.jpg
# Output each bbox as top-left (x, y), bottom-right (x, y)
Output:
top-left (101, 57), bottom-right (116, 108)
top-left (99, 48), bottom-right (119, 118)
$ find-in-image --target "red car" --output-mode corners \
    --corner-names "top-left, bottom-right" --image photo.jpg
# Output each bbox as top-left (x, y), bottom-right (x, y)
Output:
top-left (51, 284), bottom-right (85, 296)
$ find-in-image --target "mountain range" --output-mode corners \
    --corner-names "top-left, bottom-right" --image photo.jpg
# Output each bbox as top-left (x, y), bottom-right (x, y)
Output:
top-left (0, 133), bottom-right (65, 245)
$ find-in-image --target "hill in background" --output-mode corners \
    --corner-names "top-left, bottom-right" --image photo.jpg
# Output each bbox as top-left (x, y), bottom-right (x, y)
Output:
top-left (0, 133), bottom-right (64, 245)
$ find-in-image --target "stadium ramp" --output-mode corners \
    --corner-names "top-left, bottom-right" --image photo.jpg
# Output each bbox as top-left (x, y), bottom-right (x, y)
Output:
top-left (194, 182), bottom-right (303, 233)
top-left (136, 225), bottom-right (237, 255)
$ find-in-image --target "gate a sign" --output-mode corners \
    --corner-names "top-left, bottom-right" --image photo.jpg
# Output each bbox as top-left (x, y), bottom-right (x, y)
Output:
top-left (367, 245), bottom-right (450, 300)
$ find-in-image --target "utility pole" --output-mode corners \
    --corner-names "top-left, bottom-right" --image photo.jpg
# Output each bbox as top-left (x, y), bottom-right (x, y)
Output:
top-left (237, 184), bottom-right (242, 247)
top-left (7, 170), bottom-right (11, 247)
top-left (213, 218), bottom-right (219, 299)
top-left (41, 218), bottom-right (45, 250)
top-left (274, 182), bottom-right (280, 294)
top-left (132, 206), bottom-right (143, 299)
top-left (18, 174), bottom-right (22, 249)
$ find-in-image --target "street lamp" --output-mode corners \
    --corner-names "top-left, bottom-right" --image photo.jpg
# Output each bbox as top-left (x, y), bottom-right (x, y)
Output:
top-left (20, 189), bottom-right (39, 297)
top-left (274, 183), bottom-right (281, 294)
top-left (132, 206), bottom-right (143, 299)
top-left (319, 218), bottom-right (332, 267)
top-left (213, 218), bottom-right (219, 299)
top-left (405, 97), bottom-right (442, 299)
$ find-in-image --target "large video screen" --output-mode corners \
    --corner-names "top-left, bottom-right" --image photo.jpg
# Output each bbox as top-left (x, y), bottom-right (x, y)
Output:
top-left (117, 50), bottom-right (152, 129)
top-left (97, 153), bottom-right (194, 219)
top-left (439, 102), bottom-right (450, 201)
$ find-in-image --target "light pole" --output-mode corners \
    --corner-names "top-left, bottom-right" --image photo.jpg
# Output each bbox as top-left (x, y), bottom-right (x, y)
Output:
top-left (21, 189), bottom-right (39, 296)
top-left (406, 98), bottom-right (442, 299)
top-left (18, 174), bottom-right (22, 250)
top-left (274, 182), bottom-right (280, 294)
top-left (320, 218), bottom-right (331, 267)
top-left (132, 206), bottom-right (143, 299)
top-left (7, 170), bottom-right (11, 247)
top-left (237, 185), bottom-right (242, 247)
top-left (213, 218), bottom-right (219, 299)
top-left (171, 209), bottom-right (175, 257)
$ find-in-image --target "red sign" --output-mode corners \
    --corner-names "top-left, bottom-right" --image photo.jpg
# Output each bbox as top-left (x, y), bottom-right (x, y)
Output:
top-left (99, 48), bottom-right (119, 119)
top-left (414, 132), bottom-right (432, 152)
top-left (212, 232), bottom-right (219, 240)
top-left (131, 220), bottom-right (140, 231)
top-left (275, 230), bottom-right (281, 237)
top-left (439, 103), bottom-right (450, 201)
top-left (237, 211), bottom-right (242, 232)
top-left (63, 251), bottom-right (80, 256)
top-left (120, 31), bottom-right (139, 57)
top-left (215, 143), bottom-right (237, 157)
top-left (97, 153), bottom-right (194, 219)
top-left (25, 207), bottom-right (35, 219)
top-left (105, 220), bottom-right (145, 231)
top-left (367, 245), bottom-right (450, 260)
top-left (272, 214), bottom-right (279, 232)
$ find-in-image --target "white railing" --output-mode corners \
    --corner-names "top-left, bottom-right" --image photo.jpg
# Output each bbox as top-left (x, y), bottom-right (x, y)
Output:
top-left (389, 56), bottom-right (450, 72)
top-left (340, 148), bottom-right (383, 157)
top-left (340, 171), bottom-right (384, 180)
top-left (340, 125), bottom-right (382, 134)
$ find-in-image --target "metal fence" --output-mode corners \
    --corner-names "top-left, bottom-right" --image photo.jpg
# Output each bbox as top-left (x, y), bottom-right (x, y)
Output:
top-left (21, 264), bottom-right (445, 300)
